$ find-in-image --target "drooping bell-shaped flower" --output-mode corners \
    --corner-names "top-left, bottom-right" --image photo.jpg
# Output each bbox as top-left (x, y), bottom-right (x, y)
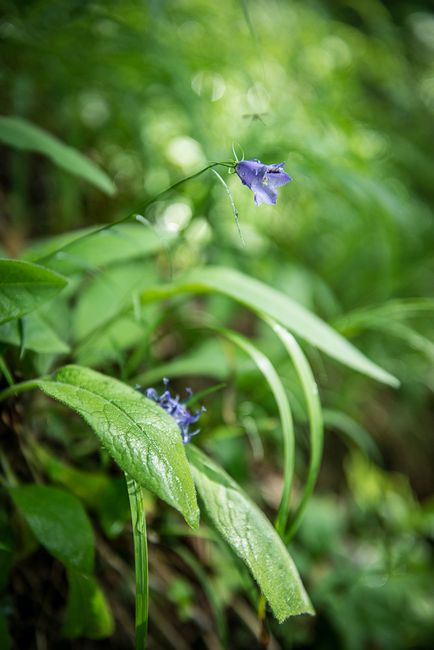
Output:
top-left (235, 159), bottom-right (292, 205)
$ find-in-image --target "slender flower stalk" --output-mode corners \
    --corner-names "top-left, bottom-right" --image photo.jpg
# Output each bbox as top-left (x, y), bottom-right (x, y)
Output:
top-left (35, 161), bottom-right (235, 265)
top-left (211, 168), bottom-right (245, 245)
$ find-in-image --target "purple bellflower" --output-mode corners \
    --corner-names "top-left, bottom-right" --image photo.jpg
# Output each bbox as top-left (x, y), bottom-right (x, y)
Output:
top-left (235, 159), bottom-right (292, 206)
top-left (142, 378), bottom-right (205, 444)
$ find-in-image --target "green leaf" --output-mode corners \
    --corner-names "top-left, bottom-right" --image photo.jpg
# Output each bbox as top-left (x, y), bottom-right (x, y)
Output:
top-left (0, 116), bottom-right (116, 195)
top-left (63, 569), bottom-right (114, 639)
top-left (73, 261), bottom-right (156, 341)
top-left (0, 259), bottom-right (67, 325)
top-left (142, 266), bottom-right (399, 387)
top-left (217, 328), bottom-right (294, 536)
top-left (187, 445), bottom-right (314, 622)
top-left (0, 612), bottom-right (11, 650)
top-left (266, 321), bottom-right (324, 541)
top-left (0, 313), bottom-right (70, 354)
top-left (9, 484), bottom-right (94, 573)
top-left (24, 223), bottom-right (163, 274)
top-left (37, 365), bottom-right (199, 528)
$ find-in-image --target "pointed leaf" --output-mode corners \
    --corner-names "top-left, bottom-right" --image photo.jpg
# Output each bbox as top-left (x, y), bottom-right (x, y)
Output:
top-left (37, 365), bottom-right (199, 528)
top-left (187, 445), bottom-right (314, 621)
top-left (9, 484), bottom-right (94, 573)
top-left (145, 266), bottom-right (398, 387)
top-left (0, 116), bottom-right (116, 195)
top-left (0, 259), bottom-right (67, 324)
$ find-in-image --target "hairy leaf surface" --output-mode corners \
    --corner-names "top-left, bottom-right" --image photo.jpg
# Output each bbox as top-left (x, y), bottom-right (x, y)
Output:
top-left (38, 365), bottom-right (199, 528)
top-left (187, 445), bottom-right (314, 622)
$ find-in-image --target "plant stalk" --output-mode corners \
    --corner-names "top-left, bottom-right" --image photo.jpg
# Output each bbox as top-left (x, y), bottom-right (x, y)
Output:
top-left (126, 475), bottom-right (149, 650)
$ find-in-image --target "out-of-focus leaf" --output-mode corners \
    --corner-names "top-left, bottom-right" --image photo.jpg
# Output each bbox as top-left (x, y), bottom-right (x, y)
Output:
top-left (0, 259), bottom-right (67, 325)
top-left (75, 316), bottom-right (145, 368)
top-left (140, 266), bottom-right (399, 387)
top-left (336, 299), bottom-right (434, 335)
top-left (37, 365), bottom-right (199, 528)
top-left (187, 445), bottom-right (314, 622)
top-left (73, 261), bottom-right (156, 341)
top-left (9, 484), bottom-right (94, 573)
top-left (0, 313), bottom-right (70, 354)
top-left (34, 445), bottom-right (110, 508)
top-left (35, 446), bottom-right (131, 538)
top-left (0, 612), bottom-right (11, 650)
top-left (0, 116), bottom-right (116, 195)
top-left (138, 340), bottom-right (229, 385)
top-left (24, 223), bottom-right (164, 274)
top-left (324, 409), bottom-right (382, 462)
top-left (63, 569), bottom-right (114, 639)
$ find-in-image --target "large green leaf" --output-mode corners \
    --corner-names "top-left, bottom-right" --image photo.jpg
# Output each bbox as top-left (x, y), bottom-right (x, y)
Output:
top-left (38, 365), bottom-right (199, 528)
top-left (0, 259), bottom-right (67, 325)
top-left (0, 116), bottom-right (116, 195)
top-left (9, 484), bottom-right (94, 573)
top-left (140, 266), bottom-right (398, 386)
top-left (186, 445), bottom-right (314, 622)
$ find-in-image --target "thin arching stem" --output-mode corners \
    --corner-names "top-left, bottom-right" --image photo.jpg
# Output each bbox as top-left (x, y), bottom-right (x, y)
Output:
top-left (36, 161), bottom-right (234, 265)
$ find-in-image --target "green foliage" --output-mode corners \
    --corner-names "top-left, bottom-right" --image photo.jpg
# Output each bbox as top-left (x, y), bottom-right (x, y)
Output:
top-left (0, 259), bottom-right (67, 324)
top-left (63, 569), bottom-right (114, 639)
top-left (38, 365), bottom-right (199, 528)
top-left (1, 0), bottom-right (433, 647)
top-left (0, 117), bottom-right (116, 195)
top-left (9, 484), bottom-right (94, 572)
top-left (141, 266), bottom-right (399, 386)
top-left (187, 445), bottom-right (313, 622)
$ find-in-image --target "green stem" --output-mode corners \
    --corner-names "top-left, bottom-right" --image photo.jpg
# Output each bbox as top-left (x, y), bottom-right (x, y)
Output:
top-left (257, 594), bottom-right (270, 648)
top-left (0, 377), bottom-right (47, 402)
top-left (126, 475), bottom-right (149, 650)
top-left (36, 162), bottom-right (233, 265)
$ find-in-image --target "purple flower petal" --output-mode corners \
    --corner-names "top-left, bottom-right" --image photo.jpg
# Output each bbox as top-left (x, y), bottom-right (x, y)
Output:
top-left (235, 159), bottom-right (292, 205)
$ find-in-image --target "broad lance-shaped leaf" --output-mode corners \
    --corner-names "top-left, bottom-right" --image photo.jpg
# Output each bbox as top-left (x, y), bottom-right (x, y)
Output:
top-left (0, 116), bottom-right (116, 196)
top-left (9, 484), bottom-right (95, 573)
top-left (37, 365), bottom-right (199, 528)
top-left (0, 259), bottom-right (67, 325)
top-left (9, 484), bottom-right (113, 640)
top-left (186, 445), bottom-right (314, 622)
top-left (141, 267), bottom-right (398, 387)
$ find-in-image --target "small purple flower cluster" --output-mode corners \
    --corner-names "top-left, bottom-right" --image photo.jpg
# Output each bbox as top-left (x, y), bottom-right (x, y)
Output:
top-left (143, 378), bottom-right (205, 444)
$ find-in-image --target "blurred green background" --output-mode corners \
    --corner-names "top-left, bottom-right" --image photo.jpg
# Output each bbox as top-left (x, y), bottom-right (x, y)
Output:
top-left (1, 0), bottom-right (433, 648)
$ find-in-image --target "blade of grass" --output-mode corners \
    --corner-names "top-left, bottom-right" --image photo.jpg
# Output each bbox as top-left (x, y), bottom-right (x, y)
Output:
top-left (264, 319), bottom-right (323, 543)
top-left (126, 475), bottom-right (149, 650)
top-left (214, 327), bottom-right (295, 537)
